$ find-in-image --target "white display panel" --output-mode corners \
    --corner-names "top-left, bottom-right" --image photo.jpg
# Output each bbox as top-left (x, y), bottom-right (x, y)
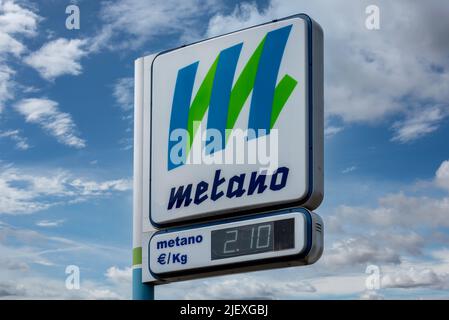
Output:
top-left (147, 14), bottom-right (324, 227)
top-left (145, 209), bottom-right (323, 282)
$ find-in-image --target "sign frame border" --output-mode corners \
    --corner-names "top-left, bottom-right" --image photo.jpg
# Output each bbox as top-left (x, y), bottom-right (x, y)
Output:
top-left (148, 13), bottom-right (323, 229)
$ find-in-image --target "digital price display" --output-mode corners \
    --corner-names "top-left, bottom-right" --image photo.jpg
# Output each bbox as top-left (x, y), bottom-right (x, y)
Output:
top-left (211, 219), bottom-right (294, 260)
top-left (145, 209), bottom-right (323, 282)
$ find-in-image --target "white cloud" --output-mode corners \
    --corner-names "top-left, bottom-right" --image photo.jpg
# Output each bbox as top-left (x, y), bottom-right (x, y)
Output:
top-left (94, 0), bottom-right (224, 50)
top-left (324, 126), bottom-right (343, 138)
top-left (163, 270), bottom-right (377, 299)
top-left (24, 38), bottom-right (88, 80)
top-left (0, 1), bottom-right (39, 36)
top-left (0, 273), bottom-right (125, 299)
top-left (0, 66), bottom-right (14, 114)
top-left (14, 98), bottom-right (86, 148)
top-left (206, 2), bottom-right (270, 38)
top-left (435, 160), bottom-right (449, 192)
top-left (391, 106), bottom-right (446, 143)
top-left (306, 274), bottom-right (367, 297)
top-left (0, 1), bottom-right (40, 113)
top-left (315, 159), bottom-right (449, 288)
top-left (113, 77), bottom-right (133, 111)
top-left (0, 163), bottom-right (132, 214)
top-left (112, 77), bottom-right (134, 150)
top-left (70, 178), bottom-right (132, 196)
top-left (342, 166), bottom-right (357, 174)
top-left (105, 266), bottom-right (132, 285)
top-left (329, 160), bottom-right (449, 231)
top-left (381, 267), bottom-right (449, 290)
top-left (330, 193), bottom-right (449, 231)
top-left (431, 249), bottom-right (449, 266)
top-left (323, 237), bottom-right (401, 267)
top-left (182, 277), bottom-right (315, 299)
top-left (360, 291), bottom-right (384, 300)
top-left (0, 31), bottom-right (24, 56)
top-left (0, 129), bottom-right (29, 150)
top-left (0, 1), bottom-right (38, 57)
top-left (118, 137), bottom-right (133, 151)
top-left (35, 219), bottom-right (64, 228)
top-left (0, 221), bottom-right (131, 299)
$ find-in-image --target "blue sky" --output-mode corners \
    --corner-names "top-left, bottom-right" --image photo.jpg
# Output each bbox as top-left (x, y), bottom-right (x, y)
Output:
top-left (1, 0), bottom-right (449, 299)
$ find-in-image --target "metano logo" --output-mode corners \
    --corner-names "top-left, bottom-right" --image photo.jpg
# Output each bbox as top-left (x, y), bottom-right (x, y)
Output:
top-left (167, 24), bottom-right (297, 171)
top-left (167, 167), bottom-right (289, 210)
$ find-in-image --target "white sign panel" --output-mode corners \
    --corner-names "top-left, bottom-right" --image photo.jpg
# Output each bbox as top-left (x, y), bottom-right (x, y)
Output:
top-left (147, 14), bottom-right (323, 227)
top-left (145, 209), bottom-right (323, 282)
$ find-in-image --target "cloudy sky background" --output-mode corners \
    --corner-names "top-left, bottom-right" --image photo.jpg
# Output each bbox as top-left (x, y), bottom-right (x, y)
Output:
top-left (1, 0), bottom-right (449, 299)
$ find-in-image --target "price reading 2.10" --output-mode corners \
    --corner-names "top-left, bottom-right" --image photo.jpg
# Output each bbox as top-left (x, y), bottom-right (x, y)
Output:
top-left (211, 218), bottom-right (295, 260)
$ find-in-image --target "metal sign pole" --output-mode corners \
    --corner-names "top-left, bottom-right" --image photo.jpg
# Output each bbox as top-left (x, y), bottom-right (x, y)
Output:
top-left (133, 57), bottom-right (154, 300)
top-left (132, 248), bottom-right (154, 300)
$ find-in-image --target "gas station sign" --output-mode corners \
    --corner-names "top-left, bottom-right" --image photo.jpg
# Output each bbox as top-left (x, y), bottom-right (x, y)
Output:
top-left (134, 14), bottom-right (324, 286)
